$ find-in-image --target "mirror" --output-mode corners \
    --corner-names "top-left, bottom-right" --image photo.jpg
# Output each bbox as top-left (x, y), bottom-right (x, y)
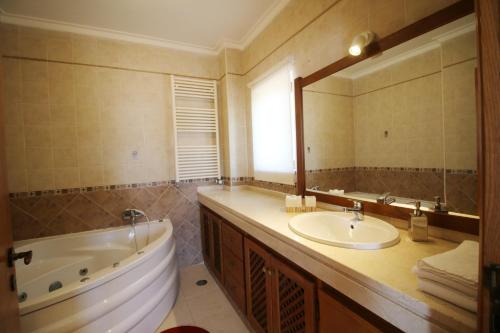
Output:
top-left (303, 14), bottom-right (478, 216)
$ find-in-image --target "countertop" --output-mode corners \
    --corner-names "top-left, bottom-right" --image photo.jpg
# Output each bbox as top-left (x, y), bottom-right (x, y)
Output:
top-left (197, 185), bottom-right (477, 333)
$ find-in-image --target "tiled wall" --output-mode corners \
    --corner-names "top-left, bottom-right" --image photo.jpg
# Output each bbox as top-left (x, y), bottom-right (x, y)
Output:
top-left (0, 23), bottom-right (220, 266)
top-left (9, 181), bottom-right (212, 267)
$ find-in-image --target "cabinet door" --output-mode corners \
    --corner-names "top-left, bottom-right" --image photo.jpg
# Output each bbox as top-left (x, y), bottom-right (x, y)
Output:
top-left (210, 214), bottom-right (223, 281)
top-left (318, 288), bottom-right (382, 333)
top-left (244, 238), bottom-right (274, 333)
top-left (271, 257), bottom-right (316, 333)
top-left (200, 207), bottom-right (211, 264)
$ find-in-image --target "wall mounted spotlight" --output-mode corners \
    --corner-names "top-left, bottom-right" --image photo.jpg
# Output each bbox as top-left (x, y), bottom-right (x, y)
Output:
top-left (349, 31), bottom-right (375, 56)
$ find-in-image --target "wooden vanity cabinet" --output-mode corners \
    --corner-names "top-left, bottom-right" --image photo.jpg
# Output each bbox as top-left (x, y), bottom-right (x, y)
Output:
top-left (221, 222), bottom-right (246, 313)
top-left (200, 206), bottom-right (246, 312)
top-left (200, 205), bottom-right (398, 333)
top-left (199, 207), bottom-right (223, 281)
top-left (244, 238), bottom-right (316, 333)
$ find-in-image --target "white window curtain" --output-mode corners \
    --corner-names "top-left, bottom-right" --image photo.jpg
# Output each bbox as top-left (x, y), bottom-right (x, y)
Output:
top-left (250, 63), bottom-right (295, 185)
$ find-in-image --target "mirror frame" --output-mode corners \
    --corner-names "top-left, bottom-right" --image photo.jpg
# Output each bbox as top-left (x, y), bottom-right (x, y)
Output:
top-left (294, 0), bottom-right (479, 235)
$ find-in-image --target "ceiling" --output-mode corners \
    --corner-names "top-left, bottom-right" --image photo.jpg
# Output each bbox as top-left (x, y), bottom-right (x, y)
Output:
top-left (0, 0), bottom-right (288, 54)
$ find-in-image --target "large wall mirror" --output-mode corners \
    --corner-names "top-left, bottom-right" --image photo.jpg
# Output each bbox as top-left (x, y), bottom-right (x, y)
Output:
top-left (297, 5), bottom-right (479, 228)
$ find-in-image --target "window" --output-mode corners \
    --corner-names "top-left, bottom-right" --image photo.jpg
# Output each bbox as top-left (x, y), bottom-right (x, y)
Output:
top-left (250, 63), bottom-right (295, 185)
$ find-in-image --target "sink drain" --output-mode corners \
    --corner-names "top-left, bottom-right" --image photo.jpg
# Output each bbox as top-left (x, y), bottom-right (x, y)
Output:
top-left (196, 279), bottom-right (208, 286)
top-left (79, 268), bottom-right (88, 276)
top-left (48, 281), bottom-right (63, 292)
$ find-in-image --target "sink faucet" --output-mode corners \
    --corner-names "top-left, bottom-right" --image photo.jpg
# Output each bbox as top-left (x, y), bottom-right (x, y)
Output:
top-left (345, 200), bottom-right (364, 221)
top-left (376, 192), bottom-right (396, 205)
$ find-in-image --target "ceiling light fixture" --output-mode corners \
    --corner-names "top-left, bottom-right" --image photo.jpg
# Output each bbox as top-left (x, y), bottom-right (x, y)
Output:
top-left (349, 31), bottom-right (375, 56)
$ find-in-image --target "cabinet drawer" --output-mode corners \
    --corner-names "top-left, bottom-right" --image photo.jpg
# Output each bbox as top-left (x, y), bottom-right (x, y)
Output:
top-left (223, 245), bottom-right (244, 282)
top-left (225, 271), bottom-right (246, 313)
top-left (222, 222), bottom-right (243, 260)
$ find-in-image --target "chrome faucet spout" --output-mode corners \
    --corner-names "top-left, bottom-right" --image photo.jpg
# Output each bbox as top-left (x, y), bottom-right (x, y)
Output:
top-left (345, 200), bottom-right (364, 221)
top-left (377, 192), bottom-right (396, 205)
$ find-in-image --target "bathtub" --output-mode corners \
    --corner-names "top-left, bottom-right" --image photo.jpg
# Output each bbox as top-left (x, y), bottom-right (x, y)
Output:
top-left (14, 219), bottom-right (179, 333)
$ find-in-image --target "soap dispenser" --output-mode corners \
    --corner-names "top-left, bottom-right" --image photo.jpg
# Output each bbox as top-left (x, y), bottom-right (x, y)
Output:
top-left (409, 201), bottom-right (428, 242)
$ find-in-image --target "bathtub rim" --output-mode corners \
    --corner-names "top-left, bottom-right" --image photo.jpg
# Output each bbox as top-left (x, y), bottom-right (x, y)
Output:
top-left (16, 219), bottom-right (174, 315)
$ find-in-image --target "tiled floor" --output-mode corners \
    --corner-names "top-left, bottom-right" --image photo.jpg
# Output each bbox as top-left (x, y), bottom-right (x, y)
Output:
top-left (156, 263), bottom-right (250, 333)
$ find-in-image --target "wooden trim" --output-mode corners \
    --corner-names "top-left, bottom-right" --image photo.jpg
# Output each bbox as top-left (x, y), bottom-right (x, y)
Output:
top-left (475, 0), bottom-right (500, 330)
top-left (294, 76), bottom-right (306, 196)
top-left (294, 0), bottom-right (479, 235)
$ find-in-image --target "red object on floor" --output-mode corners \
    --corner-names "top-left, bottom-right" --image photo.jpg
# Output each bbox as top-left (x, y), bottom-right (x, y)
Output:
top-left (159, 326), bottom-right (209, 333)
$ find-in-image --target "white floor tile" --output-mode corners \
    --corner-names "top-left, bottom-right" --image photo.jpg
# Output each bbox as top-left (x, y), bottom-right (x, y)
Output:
top-left (156, 263), bottom-right (249, 333)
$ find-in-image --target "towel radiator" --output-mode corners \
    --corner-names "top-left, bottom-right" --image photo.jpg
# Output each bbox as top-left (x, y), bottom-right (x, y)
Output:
top-left (171, 76), bottom-right (220, 182)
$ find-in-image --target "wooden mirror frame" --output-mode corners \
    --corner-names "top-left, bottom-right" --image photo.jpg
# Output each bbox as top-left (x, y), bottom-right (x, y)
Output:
top-left (294, 0), bottom-right (479, 235)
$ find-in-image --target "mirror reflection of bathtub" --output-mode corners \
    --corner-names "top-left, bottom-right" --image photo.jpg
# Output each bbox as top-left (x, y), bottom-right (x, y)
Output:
top-left (14, 220), bottom-right (178, 333)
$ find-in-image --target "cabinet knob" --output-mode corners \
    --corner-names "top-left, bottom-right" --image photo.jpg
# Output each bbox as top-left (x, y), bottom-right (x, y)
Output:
top-left (262, 267), bottom-right (267, 274)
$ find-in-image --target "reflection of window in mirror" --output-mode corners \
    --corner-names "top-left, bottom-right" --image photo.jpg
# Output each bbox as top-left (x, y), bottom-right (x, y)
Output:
top-left (303, 14), bottom-right (478, 216)
top-left (250, 62), bottom-right (296, 185)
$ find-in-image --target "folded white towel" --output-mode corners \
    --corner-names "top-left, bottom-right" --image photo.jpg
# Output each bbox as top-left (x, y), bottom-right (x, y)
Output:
top-left (416, 240), bottom-right (478, 289)
top-left (417, 278), bottom-right (477, 313)
top-left (413, 266), bottom-right (477, 298)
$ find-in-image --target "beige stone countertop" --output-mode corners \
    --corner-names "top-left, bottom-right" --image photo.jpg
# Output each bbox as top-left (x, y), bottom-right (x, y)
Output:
top-left (197, 185), bottom-right (477, 333)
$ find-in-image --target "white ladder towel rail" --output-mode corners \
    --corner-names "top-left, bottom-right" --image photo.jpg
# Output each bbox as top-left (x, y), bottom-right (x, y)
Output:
top-left (171, 76), bottom-right (221, 181)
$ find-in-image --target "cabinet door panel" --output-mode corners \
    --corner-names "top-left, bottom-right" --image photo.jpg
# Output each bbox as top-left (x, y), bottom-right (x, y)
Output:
top-left (244, 238), bottom-right (273, 333)
top-left (222, 222), bottom-right (244, 260)
top-left (318, 288), bottom-right (381, 333)
top-left (272, 258), bottom-right (316, 333)
top-left (210, 215), bottom-right (223, 281)
top-left (200, 208), bottom-right (211, 263)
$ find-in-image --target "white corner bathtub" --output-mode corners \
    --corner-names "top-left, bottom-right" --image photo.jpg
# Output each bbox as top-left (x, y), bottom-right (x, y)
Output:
top-left (14, 219), bottom-right (179, 333)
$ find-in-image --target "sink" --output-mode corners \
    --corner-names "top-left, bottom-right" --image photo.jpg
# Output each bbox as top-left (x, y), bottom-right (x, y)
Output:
top-left (289, 211), bottom-right (400, 250)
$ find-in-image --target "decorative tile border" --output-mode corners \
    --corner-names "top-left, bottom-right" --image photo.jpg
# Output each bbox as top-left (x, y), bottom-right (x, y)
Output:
top-left (306, 167), bottom-right (477, 175)
top-left (9, 178), bottom-right (220, 198)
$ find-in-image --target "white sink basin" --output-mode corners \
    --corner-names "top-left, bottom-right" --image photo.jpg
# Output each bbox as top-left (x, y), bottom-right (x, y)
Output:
top-left (289, 211), bottom-right (400, 250)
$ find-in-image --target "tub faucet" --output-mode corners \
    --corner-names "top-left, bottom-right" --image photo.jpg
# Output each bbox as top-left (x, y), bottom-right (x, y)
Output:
top-left (345, 200), bottom-right (364, 221)
top-left (377, 192), bottom-right (396, 205)
top-left (122, 209), bottom-right (145, 223)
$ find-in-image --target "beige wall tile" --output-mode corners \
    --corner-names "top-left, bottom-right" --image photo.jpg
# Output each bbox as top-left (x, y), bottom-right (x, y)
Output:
top-left (79, 167), bottom-right (103, 186)
top-left (26, 148), bottom-right (53, 169)
top-left (4, 125), bottom-right (25, 148)
top-left (47, 36), bottom-right (73, 62)
top-left (21, 60), bottom-right (48, 82)
top-left (53, 148), bottom-right (78, 168)
top-left (22, 103), bottom-right (51, 126)
top-left (7, 169), bottom-right (27, 193)
top-left (77, 124), bottom-right (101, 148)
top-left (103, 164), bottom-right (128, 185)
top-left (51, 104), bottom-right (76, 125)
top-left (18, 27), bottom-right (48, 59)
top-left (54, 168), bottom-right (80, 188)
top-left (27, 168), bottom-right (54, 191)
top-left (5, 146), bottom-right (26, 171)
top-left (22, 81), bottom-right (49, 104)
top-left (77, 147), bottom-right (103, 167)
top-left (405, 0), bottom-right (458, 24)
top-left (49, 80), bottom-right (76, 105)
top-left (48, 62), bottom-right (74, 83)
top-left (25, 126), bottom-right (52, 147)
top-left (51, 125), bottom-right (77, 148)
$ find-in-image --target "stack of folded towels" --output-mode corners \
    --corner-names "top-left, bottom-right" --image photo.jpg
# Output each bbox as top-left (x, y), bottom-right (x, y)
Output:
top-left (413, 240), bottom-right (478, 312)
